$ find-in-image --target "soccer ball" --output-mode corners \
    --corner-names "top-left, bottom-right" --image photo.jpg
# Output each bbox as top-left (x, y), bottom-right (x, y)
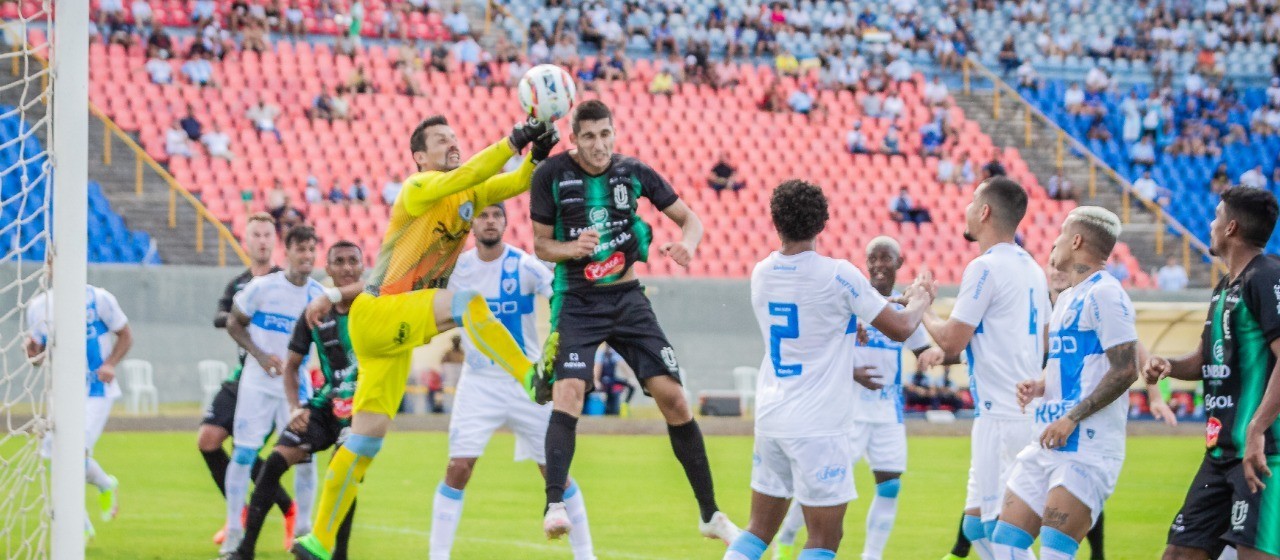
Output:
top-left (518, 64), bottom-right (577, 123)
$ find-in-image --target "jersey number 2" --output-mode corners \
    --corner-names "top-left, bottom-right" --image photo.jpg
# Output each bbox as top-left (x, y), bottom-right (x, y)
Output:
top-left (768, 302), bottom-right (802, 377)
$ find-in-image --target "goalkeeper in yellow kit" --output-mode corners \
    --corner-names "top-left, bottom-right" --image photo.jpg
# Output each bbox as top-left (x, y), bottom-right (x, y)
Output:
top-left (290, 116), bottom-right (559, 560)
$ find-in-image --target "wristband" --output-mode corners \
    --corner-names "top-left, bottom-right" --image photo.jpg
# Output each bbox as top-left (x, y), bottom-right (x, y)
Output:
top-left (325, 286), bottom-right (342, 304)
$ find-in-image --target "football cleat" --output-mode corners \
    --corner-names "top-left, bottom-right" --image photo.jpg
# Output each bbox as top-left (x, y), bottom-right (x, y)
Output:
top-left (523, 332), bottom-right (558, 404)
top-left (699, 511), bottom-right (742, 545)
top-left (98, 475), bottom-right (119, 521)
top-left (543, 502), bottom-right (572, 540)
top-left (290, 534), bottom-right (332, 560)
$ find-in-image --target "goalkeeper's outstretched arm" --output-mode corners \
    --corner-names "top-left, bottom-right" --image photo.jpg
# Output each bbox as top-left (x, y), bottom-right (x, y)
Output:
top-left (401, 139), bottom-right (518, 215)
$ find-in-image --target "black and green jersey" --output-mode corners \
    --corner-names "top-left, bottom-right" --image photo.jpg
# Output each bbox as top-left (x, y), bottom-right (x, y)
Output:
top-left (1200, 254), bottom-right (1280, 460)
top-left (215, 265), bottom-right (282, 383)
top-left (287, 310), bottom-right (359, 425)
top-left (530, 153), bottom-right (679, 292)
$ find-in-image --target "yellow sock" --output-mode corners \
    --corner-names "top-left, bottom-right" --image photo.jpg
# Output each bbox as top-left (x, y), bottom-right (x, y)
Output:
top-left (455, 290), bottom-right (534, 382)
top-left (311, 445), bottom-right (374, 550)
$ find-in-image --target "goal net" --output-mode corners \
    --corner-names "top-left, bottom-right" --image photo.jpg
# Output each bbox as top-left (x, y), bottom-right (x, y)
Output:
top-left (0, 3), bottom-right (89, 559)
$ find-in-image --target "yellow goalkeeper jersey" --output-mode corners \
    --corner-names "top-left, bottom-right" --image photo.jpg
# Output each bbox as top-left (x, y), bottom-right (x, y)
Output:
top-left (367, 139), bottom-right (534, 296)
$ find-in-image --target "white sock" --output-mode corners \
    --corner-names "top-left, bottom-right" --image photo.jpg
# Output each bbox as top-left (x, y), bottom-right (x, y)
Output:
top-left (723, 552), bottom-right (751, 560)
top-left (429, 482), bottom-right (464, 560)
top-left (862, 494), bottom-right (898, 560)
top-left (1219, 547), bottom-right (1239, 560)
top-left (85, 458), bottom-right (113, 491)
top-left (990, 544), bottom-right (1037, 560)
top-left (293, 459), bottom-right (316, 535)
top-left (565, 481), bottom-right (595, 560)
top-left (776, 499), bottom-right (805, 546)
top-left (225, 454), bottom-right (253, 531)
top-left (1040, 548), bottom-right (1070, 560)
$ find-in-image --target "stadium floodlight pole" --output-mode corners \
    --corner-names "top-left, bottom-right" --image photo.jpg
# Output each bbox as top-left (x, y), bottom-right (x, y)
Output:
top-left (49, 1), bottom-right (89, 558)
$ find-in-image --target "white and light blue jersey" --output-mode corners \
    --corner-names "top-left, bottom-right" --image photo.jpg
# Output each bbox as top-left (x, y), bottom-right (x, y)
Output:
top-left (751, 251), bottom-right (889, 438)
top-left (1038, 271), bottom-right (1136, 458)
top-left (232, 271), bottom-right (324, 399)
top-left (447, 245), bottom-right (553, 379)
top-left (26, 286), bottom-right (128, 399)
top-left (850, 295), bottom-right (932, 424)
top-left (951, 243), bottom-right (1050, 419)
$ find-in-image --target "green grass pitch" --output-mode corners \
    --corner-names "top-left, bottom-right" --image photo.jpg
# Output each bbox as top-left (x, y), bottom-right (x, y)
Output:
top-left (79, 431), bottom-right (1203, 559)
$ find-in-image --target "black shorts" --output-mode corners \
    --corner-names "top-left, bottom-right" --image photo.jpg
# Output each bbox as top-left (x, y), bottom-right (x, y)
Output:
top-left (199, 381), bottom-right (238, 433)
top-left (1168, 455), bottom-right (1280, 556)
top-left (551, 280), bottom-right (681, 393)
top-left (277, 405), bottom-right (347, 455)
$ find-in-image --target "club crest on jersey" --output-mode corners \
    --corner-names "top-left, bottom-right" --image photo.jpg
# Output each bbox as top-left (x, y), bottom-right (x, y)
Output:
top-left (1231, 501), bottom-right (1249, 532)
top-left (502, 278), bottom-right (518, 294)
top-left (394, 322), bottom-right (410, 345)
top-left (661, 346), bottom-right (679, 371)
top-left (1213, 340), bottom-right (1225, 363)
top-left (613, 184), bottom-right (631, 209)
top-left (503, 255), bottom-right (520, 273)
top-left (458, 201), bottom-right (475, 222)
top-left (589, 206), bottom-right (609, 225)
top-left (1086, 428), bottom-right (1096, 439)
top-left (1206, 417), bottom-right (1223, 448)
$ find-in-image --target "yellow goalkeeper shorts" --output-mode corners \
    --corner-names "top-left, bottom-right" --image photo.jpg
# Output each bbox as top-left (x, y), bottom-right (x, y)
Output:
top-left (348, 289), bottom-right (441, 417)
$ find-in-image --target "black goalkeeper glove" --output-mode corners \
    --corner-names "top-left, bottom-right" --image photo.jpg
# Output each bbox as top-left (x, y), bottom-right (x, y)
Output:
top-left (508, 119), bottom-right (550, 153)
top-left (530, 124), bottom-right (560, 163)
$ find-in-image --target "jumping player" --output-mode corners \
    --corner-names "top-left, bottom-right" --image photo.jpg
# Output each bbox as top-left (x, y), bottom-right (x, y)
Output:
top-left (773, 235), bottom-right (944, 560)
top-left (526, 99), bottom-right (738, 543)
top-left (223, 240), bottom-right (366, 560)
top-left (1147, 187), bottom-right (1280, 560)
top-left (725, 180), bottom-right (933, 560)
top-left (222, 226), bottom-right (326, 554)
top-left (919, 176), bottom-right (1050, 560)
top-left (202, 212), bottom-right (295, 546)
top-left (26, 260), bottom-right (134, 538)
top-left (990, 207), bottom-right (1139, 560)
top-left (430, 203), bottom-right (596, 560)
top-left (291, 116), bottom-right (559, 560)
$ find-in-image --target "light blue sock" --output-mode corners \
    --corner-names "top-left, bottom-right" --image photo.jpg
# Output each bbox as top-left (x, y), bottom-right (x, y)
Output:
top-left (962, 515), bottom-right (986, 542)
top-left (1040, 527), bottom-right (1079, 560)
top-left (991, 521), bottom-right (1034, 549)
top-left (725, 531), bottom-right (767, 560)
top-left (797, 549), bottom-right (837, 559)
top-left (982, 519), bottom-right (998, 541)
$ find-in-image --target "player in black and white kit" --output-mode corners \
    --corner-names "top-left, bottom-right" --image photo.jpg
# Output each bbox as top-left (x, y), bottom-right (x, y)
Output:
top-left (526, 100), bottom-right (740, 544)
top-left (199, 212), bottom-right (294, 545)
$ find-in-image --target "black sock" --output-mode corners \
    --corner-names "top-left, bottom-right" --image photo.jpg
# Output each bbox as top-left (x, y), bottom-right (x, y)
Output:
top-left (544, 410), bottom-right (578, 505)
top-left (250, 456), bottom-right (294, 514)
top-left (667, 419), bottom-right (719, 523)
top-left (1087, 510), bottom-right (1105, 560)
top-left (238, 452), bottom-right (291, 557)
top-left (333, 499), bottom-right (356, 560)
top-left (200, 448), bottom-right (231, 496)
top-left (951, 514), bottom-right (971, 557)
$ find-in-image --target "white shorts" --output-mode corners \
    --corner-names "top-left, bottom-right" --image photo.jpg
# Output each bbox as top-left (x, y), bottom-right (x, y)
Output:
top-left (448, 374), bottom-right (552, 463)
top-left (1006, 445), bottom-right (1122, 526)
top-left (232, 387), bottom-right (289, 449)
top-left (849, 421), bottom-right (907, 473)
top-left (750, 434), bottom-right (856, 508)
top-left (41, 395), bottom-right (117, 458)
top-left (965, 416), bottom-right (1034, 521)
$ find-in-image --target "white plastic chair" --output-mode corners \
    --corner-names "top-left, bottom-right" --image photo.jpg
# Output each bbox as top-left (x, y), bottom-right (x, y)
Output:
top-left (733, 366), bottom-right (758, 416)
top-left (197, 360), bottom-right (229, 411)
top-left (121, 359), bottom-right (159, 416)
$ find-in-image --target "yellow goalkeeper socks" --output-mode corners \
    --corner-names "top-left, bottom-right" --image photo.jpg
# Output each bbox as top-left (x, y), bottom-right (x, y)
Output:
top-left (452, 290), bottom-right (534, 383)
top-left (312, 435), bottom-right (380, 551)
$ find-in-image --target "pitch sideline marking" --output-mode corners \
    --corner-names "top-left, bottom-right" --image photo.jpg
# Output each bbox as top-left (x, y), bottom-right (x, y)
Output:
top-left (363, 523), bottom-right (676, 559)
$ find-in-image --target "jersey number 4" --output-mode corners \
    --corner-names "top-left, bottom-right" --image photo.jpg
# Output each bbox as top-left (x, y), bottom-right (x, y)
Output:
top-left (768, 302), bottom-right (802, 377)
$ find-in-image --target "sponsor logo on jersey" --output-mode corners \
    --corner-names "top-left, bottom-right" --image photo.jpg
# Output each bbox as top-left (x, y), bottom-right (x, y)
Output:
top-left (1036, 399), bottom-right (1079, 424)
top-left (589, 206), bottom-right (609, 225)
top-left (1231, 500), bottom-right (1249, 532)
top-left (503, 254), bottom-right (520, 273)
top-left (613, 184), bottom-right (631, 209)
top-left (971, 268), bottom-right (990, 300)
top-left (1203, 364), bottom-right (1231, 379)
top-left (1206, 416), bottom-right (1223, 448)
top-left (584, 252), bottom-right (625, 281)
top-left (660, 346), bottom-right (678, 372)
top-left (251, 311), bottom-right (298, 334)
top-left (394, 322), bottom-right (409, 345)
top-left (458, 201), bottom-right (474, 222)
top-left (1171, 514), bottom-right (1186, 534)
top-left (562, 352), bottom-right (587, 369)
top-left (333, 397), bottom-right (353, 419)
top-left (1213, 340), bottom-right (1225, 363)
top-left (1274, 283), bottom-right (1280, 315)
top-left (1205, 395), bottom-right (1235, 411)
top-left (502, 277), bottom-right (518, 294)
top-left (1049, 334), bottom-right (1079, 354)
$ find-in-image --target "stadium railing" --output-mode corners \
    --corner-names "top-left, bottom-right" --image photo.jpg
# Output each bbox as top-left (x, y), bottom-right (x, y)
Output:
top-left (959, 55), bottom-right (1227, 284)
top-left (8, 36), bottom-right (249, 267)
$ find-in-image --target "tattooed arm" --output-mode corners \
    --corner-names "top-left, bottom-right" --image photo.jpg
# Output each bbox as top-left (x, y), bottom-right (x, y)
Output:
top-left (1040, 341), bottom-right (1138, 449)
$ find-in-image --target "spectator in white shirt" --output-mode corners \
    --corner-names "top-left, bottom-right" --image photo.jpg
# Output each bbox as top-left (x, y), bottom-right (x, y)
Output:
top-left (937, 151), bottom-right (959, 185)
top-left (1130, 136), bottom-right (1157, 166)
top-left (382, 171), bottom-right (402, 205)
top-left (1086, 31), bottom-right (1113, 59)
top-left (245, 97), bottom-right (282, 141)
top-left (164, 121), bottom-right (192, 158)
top-left (1016, 61), bottom-right (1040, 91)
top-left (304, 177), bottom-right (323, 205)
top-left (1132, 170), bottom-right (1168, 204)
top-left (1053, 27), bottom-right (1080, 56)
top-left (131, 0), bottom-right (153, 27)
top-left (1156, 257), bottom-right (1189, 292)
top-left (144, 54), bottom-right (172, 85)
top-left (923, 75), bottom-right (948, 107)
top-left (846, 121), bottom-right (869, 154)
top-left (1084, 66), bottom-right (1110, 94)
top-left (883, 91), bottom-right (905, 119)
top-left (1047, 167), bottom-right (1074, 200)
top-left (1240, 165), bottom-right (1268, 189)
top-left (443, 5), bottom-right (470, 38)
top-left (181, 52), bottom-right (215, 87)
top-left (1064, 82), bottom-right (1086, 113)
top-left (1267, 77), bottom-right (1280, 107)
top-left (201, 126), bottom-right (233, 160)
top-left (885, 55), bottom-right (913, 83)
top-left (862, 92), bottom-right (883, 118)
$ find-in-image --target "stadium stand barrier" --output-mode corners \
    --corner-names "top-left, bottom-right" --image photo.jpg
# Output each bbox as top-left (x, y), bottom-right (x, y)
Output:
top-left (960, 55), bottom-right (1227, 284)
top-left (7, 34), bottom-right (249, 267)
